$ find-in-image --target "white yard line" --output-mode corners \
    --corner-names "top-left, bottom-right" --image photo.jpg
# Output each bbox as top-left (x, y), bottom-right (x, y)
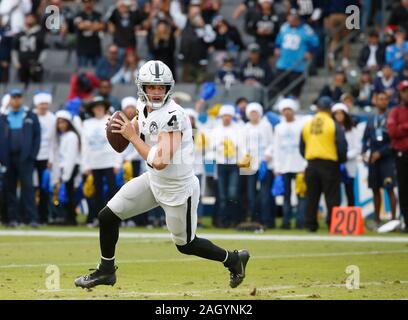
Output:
top-left (0, 238), bottom-right (164, 247)
top-left (39, 280), bottom-right (408, 300)
top-left (1, 230), bottom-right (408, 243)
top-left (1, 249), bottom-right (408, 269)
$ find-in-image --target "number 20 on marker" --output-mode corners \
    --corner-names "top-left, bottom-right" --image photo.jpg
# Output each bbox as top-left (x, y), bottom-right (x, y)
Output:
top-left (330, 207), bottom-right (365, 235)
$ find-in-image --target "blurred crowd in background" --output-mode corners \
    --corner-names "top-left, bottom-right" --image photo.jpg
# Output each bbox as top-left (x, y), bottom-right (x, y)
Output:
top-left (0, 0), bottom-right (407, 233)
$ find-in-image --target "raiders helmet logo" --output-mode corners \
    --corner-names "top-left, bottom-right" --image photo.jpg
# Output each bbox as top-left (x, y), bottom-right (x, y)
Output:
top-left (149, 121), bottom-right (158, 135)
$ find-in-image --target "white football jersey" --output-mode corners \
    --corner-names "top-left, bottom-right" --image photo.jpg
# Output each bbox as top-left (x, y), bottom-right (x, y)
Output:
top-left (136, 98), bottom-right (195, 206)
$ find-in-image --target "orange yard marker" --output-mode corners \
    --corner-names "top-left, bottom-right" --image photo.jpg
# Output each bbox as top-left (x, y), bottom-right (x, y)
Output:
top-left (330, 207), bottom-right (365, 235)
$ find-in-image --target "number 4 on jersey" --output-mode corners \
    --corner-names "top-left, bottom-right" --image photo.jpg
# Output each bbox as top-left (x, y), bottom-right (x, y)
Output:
top-left (167, 115), bottom-right (179, 130)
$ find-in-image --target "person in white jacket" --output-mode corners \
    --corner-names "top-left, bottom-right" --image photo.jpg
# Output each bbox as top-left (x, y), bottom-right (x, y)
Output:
top-left (33, 92), bottom-right (56, 224)
top-left (332, 103), bottom-right (362, 206)
top-left (56, 110), bottom-right (81, 225)
top-left (242, 102), bottom-right (274, 226)
top-left (82, 96), bottom-right (122, 225)
top-left (209, 104), bottom-right (243, 228)
top-left (0, 0), bottom-right (32, 36)
top-left (273, 98), bottom-right (308, 229)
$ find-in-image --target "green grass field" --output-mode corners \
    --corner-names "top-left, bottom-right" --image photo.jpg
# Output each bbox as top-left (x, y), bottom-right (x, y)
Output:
top-left (1, 222), bottom-right (408, 300)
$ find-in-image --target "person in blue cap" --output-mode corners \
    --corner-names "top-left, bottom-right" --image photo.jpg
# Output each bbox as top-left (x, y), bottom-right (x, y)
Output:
top-left (0, 88), bottom-right (41, 227)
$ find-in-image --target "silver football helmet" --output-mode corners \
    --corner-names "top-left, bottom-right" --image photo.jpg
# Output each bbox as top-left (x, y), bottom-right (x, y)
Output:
top-left (136, 60), bottom-right (175, 110)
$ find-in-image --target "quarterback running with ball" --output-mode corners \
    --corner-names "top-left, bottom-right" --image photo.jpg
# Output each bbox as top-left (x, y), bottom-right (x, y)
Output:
top-left (74, 60), bottom-right (250, 289)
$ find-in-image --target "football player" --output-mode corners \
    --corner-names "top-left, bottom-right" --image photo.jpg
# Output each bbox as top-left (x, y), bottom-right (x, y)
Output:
top-left (74, 60), bottom-right (250, 289)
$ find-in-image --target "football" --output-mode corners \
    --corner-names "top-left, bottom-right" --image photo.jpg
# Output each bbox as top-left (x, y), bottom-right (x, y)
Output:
top-left (106, 111), bottom-right (130, 153)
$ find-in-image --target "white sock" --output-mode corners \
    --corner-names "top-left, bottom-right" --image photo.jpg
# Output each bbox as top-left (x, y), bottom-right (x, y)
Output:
top-left (101, 255), bottom-right (115, 261)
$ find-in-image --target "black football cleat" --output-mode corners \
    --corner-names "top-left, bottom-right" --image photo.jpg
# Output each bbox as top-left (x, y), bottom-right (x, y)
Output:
top-left (74, 265), bottom-right (117, 289)
top-left (227, 249), bottom-right (250, 288)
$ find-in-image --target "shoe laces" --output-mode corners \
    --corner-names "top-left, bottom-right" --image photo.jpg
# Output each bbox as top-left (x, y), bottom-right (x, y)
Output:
top-left (82, 268), bottom-right (103, 281)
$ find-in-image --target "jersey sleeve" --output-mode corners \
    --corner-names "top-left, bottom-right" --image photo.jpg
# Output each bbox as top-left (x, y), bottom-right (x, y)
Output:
top-left (160, 109), bottom-right (187, 133)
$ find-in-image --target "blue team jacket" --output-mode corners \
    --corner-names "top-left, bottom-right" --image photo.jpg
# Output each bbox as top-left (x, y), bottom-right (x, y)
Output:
top-left (0, 106), bottom-right (41, 166)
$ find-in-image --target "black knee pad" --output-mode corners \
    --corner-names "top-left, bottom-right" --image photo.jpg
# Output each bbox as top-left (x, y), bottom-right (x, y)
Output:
top-left (176, 237), bottom-right (197, 255)
top-left (98, 206), bottom-right (121, 225)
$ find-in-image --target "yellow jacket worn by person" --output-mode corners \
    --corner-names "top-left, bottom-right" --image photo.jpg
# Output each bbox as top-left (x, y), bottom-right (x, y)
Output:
top-left (300, 111), bottom-right (348, 163)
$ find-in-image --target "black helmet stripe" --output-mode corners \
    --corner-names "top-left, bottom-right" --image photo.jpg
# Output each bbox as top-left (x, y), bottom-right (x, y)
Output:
top-left (155, 62), bottom-right (160, 79)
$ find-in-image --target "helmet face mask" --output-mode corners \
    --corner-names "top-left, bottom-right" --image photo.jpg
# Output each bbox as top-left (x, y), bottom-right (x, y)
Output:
top-left (137, 60), bottom-right (174, 110)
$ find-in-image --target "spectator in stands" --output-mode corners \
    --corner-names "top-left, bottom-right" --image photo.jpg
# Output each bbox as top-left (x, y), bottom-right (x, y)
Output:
top-left (233, 0), bottom-right (258, 25)
top-left (74, 0), bottom-right (105, 67)
top-left (236, 97), bottom-right (249, 123)
top-left (358, 30), bottom-right (386, 72)
top-left (41, 0), bottom-right (76, 50)
top-left (200, 0), bottom-right (223, 24)
top-left (144, 0), bottom-right (176, 64)
top-left (82, 97), bottom-right (121, 227)
top-left (388, 0), bottom-right (408, 35)
top-left (340, 93), bottom-right (362, 125)
top-left (399, 53), bottom-right (408, 81)
top-left (332, 103), bottom-right (361, 206)
top-left (55, 110), bottom-right (81, 226)
top-left (360, 0), bottom-right (384, 33)
top-left (373, 64), bottom-right (399, 108)
top-left (241, 102), bottom-right (274, 226)
top-left (33, 92), bottom-right (57, 225)
top-left (216, 55), bottom-right (240, 88)
top-left (106, 0), bottom-right (145, 57)
top-left (68, 71), bottom-right (100, 100)
top-left (0, 0), bottom-right (32, 36)
top-left (318, 68), bottom-right (348, 103)
top-left (300, 96), bottom-right (348, 232)
top-left (0, 89), bottom-right (41, 227)
top-left (179, 1), bottom-right (216, 83)
top-left (147, 19), bottom-right (176, 76)
top-left (210, 105), bottom-right (243, 227)
top-left (290, 0), bottom-right (325, 73)
top-left (289, 0), bottom-right (321, 23)
top-left (274, 9), bottom-right (318, 98)
top-left (95, 44), bottom-right (124, 81)
top-left (388, 81), bottom-right (408, 233)
top-left (246, 0), bottom-right (283, 60)
top-left (273, 98), bottom-right (307, 229)
top-left (96, 80), bottom-right (121, 112)
top-left (111, 50), bottom-right (142, 84)
top-left (0, 17), bottom-right (12, 83)
top-left (355, 69), bottom-right (374, 108)
top-left (12, 14), bottom-right (46, 85)
top-left (385, 28), bottom-right (408, 73)
top-left (168, 0), bottom-right (188, 30)
top-left (363, 91), bottom-right (397, 230)
top-left (211, 15), bottom-right (245, 66)
top-left (143, 0), bottom-right (174, 31)
top-left (241, 43), bottom-right (273, 87)
top-left (384, 25), bottom-right (397, 47)
top-left (326, 0), bottom-right (358, 69)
